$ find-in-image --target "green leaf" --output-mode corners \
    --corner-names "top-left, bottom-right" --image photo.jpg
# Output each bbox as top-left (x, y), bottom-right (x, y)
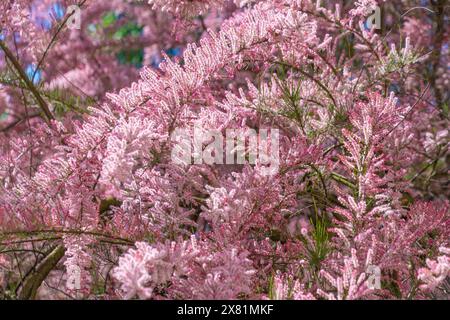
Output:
top-left (102, 11), bottom-right (118, 28)
top-left (442, 102), bottom-right (448, 118)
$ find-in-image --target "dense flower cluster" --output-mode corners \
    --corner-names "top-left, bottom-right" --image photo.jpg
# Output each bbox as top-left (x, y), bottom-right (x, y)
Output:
top-left (0, 0), bottom-right (448, 300)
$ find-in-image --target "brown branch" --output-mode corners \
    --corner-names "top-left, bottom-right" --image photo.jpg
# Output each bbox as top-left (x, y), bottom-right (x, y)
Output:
top-left (0, 40), bottom-right (54, 122)
top-left (0, 113), bottom-right (42, 132)
top-left (429, 0), bottom-right (446, 108)
top-left (2, 229), bottom-right (134, 245)
top-left (18, 245), bottom-right (65, 300)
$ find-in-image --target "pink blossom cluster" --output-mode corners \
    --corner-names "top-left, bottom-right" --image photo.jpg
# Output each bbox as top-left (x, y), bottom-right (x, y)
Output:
top-left (418, 247), bottom-right (450, 291)
top-left (0, 0), bottom-right (448, 300)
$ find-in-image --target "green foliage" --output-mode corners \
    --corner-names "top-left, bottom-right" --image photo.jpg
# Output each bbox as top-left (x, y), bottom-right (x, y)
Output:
top-left (116, 48), bottom-right (144, 68)
top-left (102, 11), bottom-right (119, 28)
top-left (308, 214), bottom-right (330, 269)
top-left (43, 88), bottom-right (93, 116)
top-left (88, 11), bottom-right (145, 68)
top-left (113, 22), bottom-right (143, 40)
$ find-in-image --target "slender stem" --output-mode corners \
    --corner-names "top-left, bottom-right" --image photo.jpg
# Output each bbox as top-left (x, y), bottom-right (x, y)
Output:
top-left (33, 0), bottom-right (89, 83)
